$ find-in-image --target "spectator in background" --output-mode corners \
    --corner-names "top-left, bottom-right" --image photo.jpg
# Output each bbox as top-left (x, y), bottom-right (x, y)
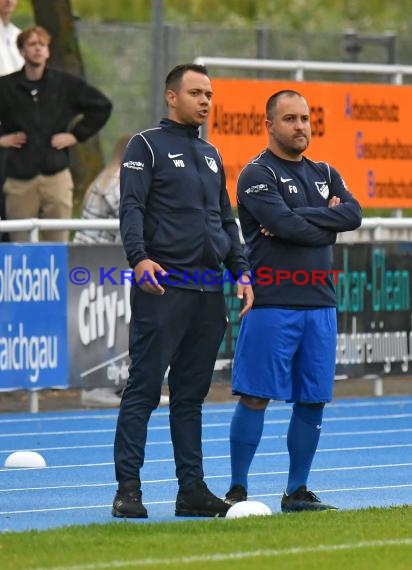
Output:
top-left (0, 25), bottom-right (112, 242)
top-left (0, 0), bottom-right (24, 241)
top-left (74, 134), bottom-right (131, 246)
top-left (74, 134), bottom-right (169, 408)
top-left (0, 0), bottom-right (23, 75)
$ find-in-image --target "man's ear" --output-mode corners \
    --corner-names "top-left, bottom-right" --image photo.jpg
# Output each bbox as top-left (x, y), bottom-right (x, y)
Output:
top-left (165, 89), bottom-right (177, 108)
top-left (264, 119), bottom-right (272, 133)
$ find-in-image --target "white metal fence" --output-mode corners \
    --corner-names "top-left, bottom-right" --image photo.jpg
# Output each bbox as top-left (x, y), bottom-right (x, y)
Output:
top-left (2, 217), bottom-right (412, 243)
top-left (195, 56), bottom-right (412, 84)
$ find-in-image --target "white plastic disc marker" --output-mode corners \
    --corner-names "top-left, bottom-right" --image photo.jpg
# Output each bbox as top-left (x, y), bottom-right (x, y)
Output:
top-left (4, 451), bottom-right (46, 468)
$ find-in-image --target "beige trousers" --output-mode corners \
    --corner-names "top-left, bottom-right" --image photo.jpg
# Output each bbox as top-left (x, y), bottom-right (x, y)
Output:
top-left (4, 169), bottom-right (74, 242)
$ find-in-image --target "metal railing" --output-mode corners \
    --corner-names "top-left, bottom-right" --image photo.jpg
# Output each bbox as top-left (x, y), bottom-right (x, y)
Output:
top-left (0, 218), bottom-right (120, 243)
top-left (2, 217), bottom-right (412, 243)
top-left (194, 56), bottom-right (412, 84)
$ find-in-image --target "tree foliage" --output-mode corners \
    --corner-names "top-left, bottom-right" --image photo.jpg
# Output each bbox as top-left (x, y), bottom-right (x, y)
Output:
top-left (31, 0), bottom-right (84, 73)
top-left (29, 0), bottom-right (105, 208)
top-left (14, 0), bottom-right (412, 34)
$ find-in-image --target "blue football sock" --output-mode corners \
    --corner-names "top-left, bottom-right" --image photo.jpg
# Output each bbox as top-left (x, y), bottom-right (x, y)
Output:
top-left (229, 401), bottom-right (265, 491)
top-left (286, 403), bottom-right (324, 495)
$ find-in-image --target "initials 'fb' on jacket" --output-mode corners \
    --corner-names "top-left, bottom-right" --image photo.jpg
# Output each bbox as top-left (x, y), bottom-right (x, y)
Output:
top-left (120, 119), bottom-right (249, 290)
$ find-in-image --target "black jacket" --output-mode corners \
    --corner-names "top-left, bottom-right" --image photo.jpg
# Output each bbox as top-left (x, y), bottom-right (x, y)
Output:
top-left (0, 67), bottom-right (112, 179)
top-left (238, 150), bottom-right (362, 307)
top-left (120, 119), bottom-right (249, 291)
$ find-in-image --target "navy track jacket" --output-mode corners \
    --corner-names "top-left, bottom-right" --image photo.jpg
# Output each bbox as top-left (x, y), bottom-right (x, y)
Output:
top-left (237, 149), bottom-right (362, 307)
top-left (120, 119), bottom-right (249, 291)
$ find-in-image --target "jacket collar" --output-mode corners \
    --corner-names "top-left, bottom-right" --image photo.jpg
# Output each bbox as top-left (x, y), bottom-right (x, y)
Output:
top-left (15, 66), bottom-right (49, 88)
top-left (159, 118), bottom-right (200, 138)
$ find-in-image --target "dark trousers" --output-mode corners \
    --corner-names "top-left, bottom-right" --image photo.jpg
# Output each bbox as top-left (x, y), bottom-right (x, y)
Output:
top-left (114, 285), bottom-right (227, 491)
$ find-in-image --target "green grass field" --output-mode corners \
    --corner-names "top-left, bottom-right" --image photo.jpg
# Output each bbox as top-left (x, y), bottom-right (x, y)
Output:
top-left (1, 506), bottom-right (411, 570)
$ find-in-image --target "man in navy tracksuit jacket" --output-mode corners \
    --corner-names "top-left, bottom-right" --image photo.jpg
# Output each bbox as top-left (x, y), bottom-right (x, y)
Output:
top-left (112, 63), bottom-right (253, 519)
top-left (223, 89), bottom-right (362, 513)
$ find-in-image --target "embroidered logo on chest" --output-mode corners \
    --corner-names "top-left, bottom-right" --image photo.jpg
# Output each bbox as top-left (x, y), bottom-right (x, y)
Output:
top-left (205, 156), bottom-right (218, 173)
top-left (315, 181), bottom-right (330, 199)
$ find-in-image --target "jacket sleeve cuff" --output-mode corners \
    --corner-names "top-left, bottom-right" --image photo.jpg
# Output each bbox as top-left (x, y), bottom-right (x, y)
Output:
top-left (227, 263), bottom-right (251, 282)
top-left (129, 253), bottom-right (148, 270)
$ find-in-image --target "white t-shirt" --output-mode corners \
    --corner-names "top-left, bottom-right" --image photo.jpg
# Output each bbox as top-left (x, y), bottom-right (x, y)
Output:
top-left (0, 20), bottom-right (24, 76)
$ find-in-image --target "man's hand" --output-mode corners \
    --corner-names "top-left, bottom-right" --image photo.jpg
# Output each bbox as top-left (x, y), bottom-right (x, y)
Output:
top-left (51, 133), bottom-right (77, 150)
top-left (260, 224), bottom-right (275, 237)
top-left (328, 196), bottom-right (341, 208)
top-left (237, 275), bottom-right (254, 317)
top-left (134, 259), bottom-right (167, 295)
top-left (0, 132), bottom-right (27, 148)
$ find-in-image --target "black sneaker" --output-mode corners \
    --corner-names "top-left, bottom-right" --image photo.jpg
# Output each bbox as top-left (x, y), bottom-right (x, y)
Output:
top-left (224, 484), bottom-right (247, 506)
top-left (175, 480), bottom-right (230, 517)
top-left (112, 482), bottom-right (148, 518)
top-left (281, 485), bottom-right (338, 513)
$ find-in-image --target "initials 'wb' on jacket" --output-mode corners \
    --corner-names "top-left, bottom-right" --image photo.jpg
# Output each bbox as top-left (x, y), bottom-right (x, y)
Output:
top-left (120, 119), bottom-right (249, 290)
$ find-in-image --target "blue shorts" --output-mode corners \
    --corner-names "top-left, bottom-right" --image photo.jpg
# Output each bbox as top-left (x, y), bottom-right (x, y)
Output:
top-left (232, 307), bottom-right (337, 403)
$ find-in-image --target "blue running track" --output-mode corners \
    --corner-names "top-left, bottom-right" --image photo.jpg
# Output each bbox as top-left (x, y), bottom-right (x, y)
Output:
top-left (0, 395), bottom-right (411, 532)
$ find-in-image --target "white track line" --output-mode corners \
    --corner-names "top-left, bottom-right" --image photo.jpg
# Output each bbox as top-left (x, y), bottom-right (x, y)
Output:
top-left (1, 427), bottom-right (412, 455)
top-left (0, 398), bottom-right (411, 426)
top-left (0, 454), bottom-right (412, 484)
top-left (2, 484), bottom-right (412, 516)
top-left (0, 443), bottom-right (411, 473)
top-left (255, 442), bottom-right (412, 457)
top-left (1, 413), bottom-right (412, 438)
top-left (0, 414), bottom-right (119, 424)
top-left (1, 462), bottom-right (412, 493)
top-left (12, 538), bottom-right (412, 570)
top-left (0, 429), bottom-right (116, 438)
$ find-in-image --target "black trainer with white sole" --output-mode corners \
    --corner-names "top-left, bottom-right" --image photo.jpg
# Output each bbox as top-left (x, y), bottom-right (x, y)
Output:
top-left (224, 484), bottom-right (247, 506)
top-left (112, 481), bottom-right (148, 518)
top-left (175, 480), bottom-right (230, 517)
top-left (281, 485), bottom-right (338, 513)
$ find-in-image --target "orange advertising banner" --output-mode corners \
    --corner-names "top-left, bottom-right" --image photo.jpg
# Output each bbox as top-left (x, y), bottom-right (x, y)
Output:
top-left (207, 79), bottom-right (412, 209)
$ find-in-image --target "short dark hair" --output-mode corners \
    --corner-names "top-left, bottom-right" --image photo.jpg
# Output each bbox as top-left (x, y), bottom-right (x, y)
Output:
top-left (165, 63), bottom-right (209, 91)
top-left (266, 90), bottom-right (304, 120)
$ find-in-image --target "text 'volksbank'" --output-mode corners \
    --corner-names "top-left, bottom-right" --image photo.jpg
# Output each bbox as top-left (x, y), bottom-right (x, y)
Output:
top-left (0, 253), bottom-right (64, 385)
top-left (0, 254), bottom-right (60, 302)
